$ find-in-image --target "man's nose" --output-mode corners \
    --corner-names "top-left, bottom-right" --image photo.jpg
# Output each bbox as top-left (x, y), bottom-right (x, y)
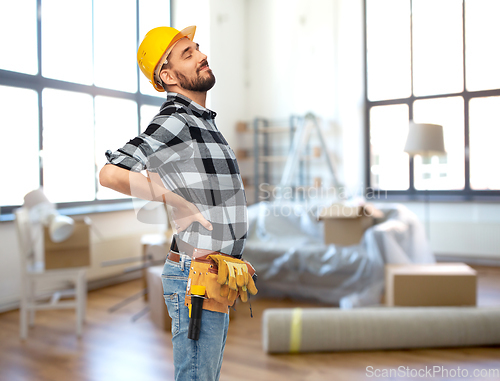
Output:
top-left (198, 51), bottom-right (208, 62)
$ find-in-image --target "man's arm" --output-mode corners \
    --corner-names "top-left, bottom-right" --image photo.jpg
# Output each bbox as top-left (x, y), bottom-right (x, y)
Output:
top-left (99, 164), bottom-right (212, 231)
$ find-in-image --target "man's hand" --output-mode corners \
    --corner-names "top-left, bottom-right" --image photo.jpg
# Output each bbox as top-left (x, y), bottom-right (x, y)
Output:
top-left (172, 201), bottom-right (213, 232)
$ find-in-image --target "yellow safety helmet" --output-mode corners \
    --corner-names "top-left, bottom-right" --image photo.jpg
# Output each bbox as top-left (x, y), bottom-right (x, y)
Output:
top-left (137, 25), bottom-right (196, 92)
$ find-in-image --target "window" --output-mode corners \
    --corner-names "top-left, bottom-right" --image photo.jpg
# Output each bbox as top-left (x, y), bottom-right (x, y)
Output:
top-left (365, 0), bottom-right (500, 200)
top-left (0, 0), bottom-right (171, 218)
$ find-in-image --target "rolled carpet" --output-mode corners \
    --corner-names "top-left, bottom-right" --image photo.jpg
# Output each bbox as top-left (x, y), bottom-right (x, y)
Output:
top-left (262, 306), bottom-right (500, 353)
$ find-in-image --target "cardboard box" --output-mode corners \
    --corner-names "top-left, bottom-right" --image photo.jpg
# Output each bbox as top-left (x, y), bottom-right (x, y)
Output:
top-left (235, 148), bottom-right (248, 159)
top-left (44, 217), bottom-right (91, 270)
top-left (236, 121), bottom-right (248, 132)
top-left (385, 263), bottom-right (477, 307)
top-left (147, 266), bottom-right (171, 332)
top-left (318, 203), bottom-right (383, 246)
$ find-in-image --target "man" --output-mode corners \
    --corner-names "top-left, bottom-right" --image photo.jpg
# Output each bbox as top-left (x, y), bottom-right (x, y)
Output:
top-left (99, 26), bottom-right (252, 381)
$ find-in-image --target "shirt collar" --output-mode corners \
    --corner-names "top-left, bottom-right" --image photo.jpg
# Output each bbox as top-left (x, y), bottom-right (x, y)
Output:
top-left (166, 92), bottom-right (217, 120)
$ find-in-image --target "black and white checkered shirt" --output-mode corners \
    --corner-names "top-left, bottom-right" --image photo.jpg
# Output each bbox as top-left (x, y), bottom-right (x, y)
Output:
top-left (105, 93), bottom-right (247, 257)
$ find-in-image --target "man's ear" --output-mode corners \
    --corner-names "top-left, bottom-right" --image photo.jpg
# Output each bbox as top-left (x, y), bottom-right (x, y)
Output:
top-left (159, 69), bottom-right (177, 86)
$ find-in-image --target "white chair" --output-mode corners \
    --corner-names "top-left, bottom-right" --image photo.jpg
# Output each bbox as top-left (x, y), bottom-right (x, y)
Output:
top-left (15, 208), bottom-right (87, 340)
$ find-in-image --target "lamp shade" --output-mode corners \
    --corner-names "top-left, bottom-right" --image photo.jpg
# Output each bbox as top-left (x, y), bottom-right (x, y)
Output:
top-left (23, 188), bottom-right (51, 208)
top-left (404, 122), bottom-right (446, 156)
top-left (23, 188), bottom-right (55, 223)
top-left (48, 213), bottom-right (75, 242)
top-left (23, 188), bottom-right (75, 242)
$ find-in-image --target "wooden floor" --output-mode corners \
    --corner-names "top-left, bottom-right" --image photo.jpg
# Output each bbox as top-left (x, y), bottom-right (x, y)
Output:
top-left (0, 265), bottom-right (499, 381)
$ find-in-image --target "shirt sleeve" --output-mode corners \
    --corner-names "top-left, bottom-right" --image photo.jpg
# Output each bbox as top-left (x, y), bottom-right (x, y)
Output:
top-left (105, 114), bottom-right (191, 173)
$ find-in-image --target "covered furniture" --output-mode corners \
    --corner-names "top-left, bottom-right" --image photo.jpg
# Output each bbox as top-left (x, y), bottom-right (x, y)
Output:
top-left (242, 201), bottom-right (434, 308)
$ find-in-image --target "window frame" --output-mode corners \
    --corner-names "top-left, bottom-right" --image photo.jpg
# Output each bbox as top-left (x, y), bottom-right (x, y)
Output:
top-left (363, 0), bottom-right (500, 203)
top-left (0, 0), bottom-right (170, 221)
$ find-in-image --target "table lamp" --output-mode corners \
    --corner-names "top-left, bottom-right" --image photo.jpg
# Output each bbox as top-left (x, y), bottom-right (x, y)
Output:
top-left (23, 188), bottom-right (75, 242)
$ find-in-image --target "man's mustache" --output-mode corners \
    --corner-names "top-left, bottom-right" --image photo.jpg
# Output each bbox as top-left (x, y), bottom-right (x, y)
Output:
top-left (197, 60), bottom-right (210, 73)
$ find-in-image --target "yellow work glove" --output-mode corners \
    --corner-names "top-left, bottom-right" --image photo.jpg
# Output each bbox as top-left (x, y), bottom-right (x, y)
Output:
top-left (207, 254), bottom-right (258, 303)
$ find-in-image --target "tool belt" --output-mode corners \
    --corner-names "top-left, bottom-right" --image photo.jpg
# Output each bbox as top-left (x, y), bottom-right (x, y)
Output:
top-left (167, 248), bottom-right (258, 314)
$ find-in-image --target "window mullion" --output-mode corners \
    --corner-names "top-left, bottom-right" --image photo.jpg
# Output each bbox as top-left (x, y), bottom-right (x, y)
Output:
top-left (464, 95), bottom-right (471, 191)
top-left (410, 0), bottom-right (414, 97)
top-left (37, 0), bottom-right (43, 188)
top-left (363, 0), bottom-right (370, 191)
top-left (409, 0), bottom-right (415, 193)
top-left (462, 0), bottom-right (471, 192)
top-left (408, 97), bottom-right (415, 193)
top-left (135, 0), bottom-right (141, 135)
top-left (462, 0), bottom-right (468, 191)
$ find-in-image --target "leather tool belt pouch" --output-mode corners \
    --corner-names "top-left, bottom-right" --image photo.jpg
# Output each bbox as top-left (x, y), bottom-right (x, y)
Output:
top-left (184, 252), bottom-right (257, 315)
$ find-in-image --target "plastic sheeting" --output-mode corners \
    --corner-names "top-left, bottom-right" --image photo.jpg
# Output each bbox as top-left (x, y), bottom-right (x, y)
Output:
top-left (242, 201), bottom-right (435, 309)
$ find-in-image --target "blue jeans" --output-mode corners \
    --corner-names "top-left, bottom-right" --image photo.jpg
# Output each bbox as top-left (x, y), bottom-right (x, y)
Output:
top-left (161, 254), bottom-right (230, 381)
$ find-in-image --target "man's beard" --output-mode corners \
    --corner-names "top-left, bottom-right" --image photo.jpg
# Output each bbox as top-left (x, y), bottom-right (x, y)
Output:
top-left (175, 68), bottom-right (216, 92)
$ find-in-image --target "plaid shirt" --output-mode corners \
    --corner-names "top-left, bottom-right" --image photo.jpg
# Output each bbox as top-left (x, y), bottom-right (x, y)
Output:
top-left (105, 93), bottom-right (247, 257)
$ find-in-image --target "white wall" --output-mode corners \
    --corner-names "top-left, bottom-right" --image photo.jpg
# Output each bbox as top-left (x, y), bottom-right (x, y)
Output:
top-left (245, 0), bottom-right (366, 194)
top-left (208, 0), bottom-right (248, 149)
top-left (335, 0), bottom-right (366, 195)
top-left (246, 0), bottom-right (340, 119)
top-left (402, 201), bottom-right (500, 262)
